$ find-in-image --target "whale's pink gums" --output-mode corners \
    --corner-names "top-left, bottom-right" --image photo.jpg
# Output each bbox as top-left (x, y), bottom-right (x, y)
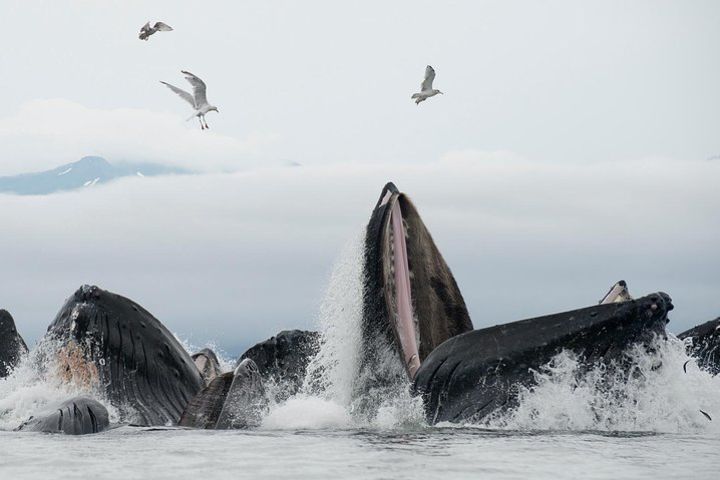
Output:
top-left (390, 200), bottom-right (421, 379)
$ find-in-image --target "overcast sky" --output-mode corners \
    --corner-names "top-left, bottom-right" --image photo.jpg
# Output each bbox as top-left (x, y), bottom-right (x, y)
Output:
top-left (0, 1), bottom-right (718, 355)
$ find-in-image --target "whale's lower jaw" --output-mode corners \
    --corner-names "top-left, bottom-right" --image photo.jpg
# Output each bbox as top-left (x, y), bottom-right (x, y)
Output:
top-left (413, 292), bottom-right (673, 425)
top-left (362, 182), bottom-right (473, 383)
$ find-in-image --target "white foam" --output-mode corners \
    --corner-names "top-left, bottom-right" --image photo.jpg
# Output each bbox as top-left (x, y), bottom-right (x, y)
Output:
top-left (261, 396), bottom-right (352, 430)
top-left (482, 335), bottom-right (720, 433)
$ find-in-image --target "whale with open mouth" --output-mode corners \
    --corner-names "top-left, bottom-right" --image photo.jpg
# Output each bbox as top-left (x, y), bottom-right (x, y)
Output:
top-left (361, 182), bottom-right (674, 424)
top-left (362, 182), bottom-right (473, 382)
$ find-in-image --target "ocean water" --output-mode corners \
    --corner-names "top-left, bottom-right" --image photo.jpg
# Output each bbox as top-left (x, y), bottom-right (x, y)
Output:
top-left (2, 235), bottom-right (720, 479)
top-left (2, 428), bottom-right (719, 480)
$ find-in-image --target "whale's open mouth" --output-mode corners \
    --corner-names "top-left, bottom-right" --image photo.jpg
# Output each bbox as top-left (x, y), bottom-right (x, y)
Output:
top-left (381, 188), bottom-right (421, 377)
top-left (363, 183), bottom-right (473, 380)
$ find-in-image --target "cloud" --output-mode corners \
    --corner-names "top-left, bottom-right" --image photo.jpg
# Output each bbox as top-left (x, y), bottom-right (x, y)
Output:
top-left (0, 153), bottom-right (717, 355)
top-left (0, 99), bottom-right (278, 174)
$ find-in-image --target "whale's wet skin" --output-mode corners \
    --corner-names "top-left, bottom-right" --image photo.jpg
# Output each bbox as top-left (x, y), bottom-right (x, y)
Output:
top-left (1, 182), bottom-right (720, 478)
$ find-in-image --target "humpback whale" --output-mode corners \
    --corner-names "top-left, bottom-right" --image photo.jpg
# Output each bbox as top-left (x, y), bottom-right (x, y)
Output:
top-left (192, 348), bottom-right (223, 386)
top-left (44, 285), bottom-right (204, 426)
top-left (179, 358), bottom-right (267, 429)
top-left (16, 396), bottom-right (110, 435)
top-left (215, 359), bottom-right (267, 429)
top-left (362, 182), bottom-right (473, 382)
top-left (237, 329), bottom-right (319, 401)
top-left (360, 183), bottom-right (675, 424)
top-left (0, 309), bottom-right (28, 378)
top-left (678, 317), bottom-right (720, 375)
top-left (412, 293), bottom-right (672, 424)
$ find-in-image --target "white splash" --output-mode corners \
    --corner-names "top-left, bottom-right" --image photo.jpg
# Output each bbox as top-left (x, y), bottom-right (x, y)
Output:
top-left (264, 229), bottom-right (425, 430)
top-left (301, 231), bottom-right (366, 406)
top-left (481, 335), bottom-right (720, 434)
top-left (0, 340), bottom-right (118, 431)
top-left (175, 337), bottom-right (235, 373)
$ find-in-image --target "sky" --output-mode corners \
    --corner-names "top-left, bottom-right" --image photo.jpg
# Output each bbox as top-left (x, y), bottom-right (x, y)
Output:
top-left (0, 1), bottom-right (718, 355)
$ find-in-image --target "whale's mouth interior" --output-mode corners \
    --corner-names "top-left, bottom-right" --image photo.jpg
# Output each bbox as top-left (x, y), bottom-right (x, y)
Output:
top-left (381, 192), bottom-right (421, 379)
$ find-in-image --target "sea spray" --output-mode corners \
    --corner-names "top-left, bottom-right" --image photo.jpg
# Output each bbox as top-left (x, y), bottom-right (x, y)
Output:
top-left (481, 335), bottom-right (720, 433)
top-left (0, 338), bottom-right (119, 430)
top-left (301, 231), bottom-right (366, 406)
top-left (262, 230), bottom-right (425, 429)
top-left (177, 337), bottom-right (236, 374)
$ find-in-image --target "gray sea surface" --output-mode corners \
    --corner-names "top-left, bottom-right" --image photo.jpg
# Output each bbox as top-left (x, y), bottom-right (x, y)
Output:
top-left (2, 427), bottom-right (719, 480)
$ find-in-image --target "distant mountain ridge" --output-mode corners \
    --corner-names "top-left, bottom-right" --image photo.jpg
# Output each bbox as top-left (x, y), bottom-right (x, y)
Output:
top-left (0, 156), bottom-right (189, 195)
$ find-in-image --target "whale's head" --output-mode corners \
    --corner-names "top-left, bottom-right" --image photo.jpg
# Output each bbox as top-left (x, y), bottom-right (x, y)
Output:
top-left (0, 309), bottom-right (28, 378)
top-left (362, 183), bottom-right (473, 380)
top-left (44, 285), bottom-right (204, 425)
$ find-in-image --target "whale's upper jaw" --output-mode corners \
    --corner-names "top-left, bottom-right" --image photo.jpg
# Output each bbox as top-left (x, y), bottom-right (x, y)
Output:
top-left (374, 182), bottom-right (400, 209)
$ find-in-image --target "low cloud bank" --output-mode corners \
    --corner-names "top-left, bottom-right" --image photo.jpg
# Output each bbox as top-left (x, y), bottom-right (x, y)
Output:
top-left (0, 153), bottom-right (717, 354)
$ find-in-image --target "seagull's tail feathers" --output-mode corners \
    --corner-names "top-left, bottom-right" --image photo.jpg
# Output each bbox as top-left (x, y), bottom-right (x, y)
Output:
top-left (411, 93), bottom-right (421, 99)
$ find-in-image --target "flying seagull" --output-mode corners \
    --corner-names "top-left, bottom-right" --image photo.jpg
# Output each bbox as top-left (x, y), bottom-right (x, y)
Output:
top-left (411, 65), bottom-right (443, 105)
top-left (139, 21), bottom-right (173, 41)
top-left (160, 71), bottom-right (219, 130)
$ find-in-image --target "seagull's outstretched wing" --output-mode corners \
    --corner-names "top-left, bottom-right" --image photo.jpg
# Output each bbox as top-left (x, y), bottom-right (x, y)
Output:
top-left (154, 22), bottom-right (173, 32)
top-left (181, 70), bottom-right (208, 107)
top-left (420, 65), bottom-right (435, 92)
top-left (140, 22), bottom-right (151, 33)
top-left (160, 81), bottom-right (196, 108)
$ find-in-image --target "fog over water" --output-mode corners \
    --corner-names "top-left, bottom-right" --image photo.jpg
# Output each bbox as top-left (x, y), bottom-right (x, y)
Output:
top-left (1, 154), bottom-right (719, 354)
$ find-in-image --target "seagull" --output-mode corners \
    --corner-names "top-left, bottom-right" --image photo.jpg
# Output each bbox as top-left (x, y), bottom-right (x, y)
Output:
top-left (411, 65), bottom-right (443, 105)
top-left (160, 71), bottom-right (219, 130)
top-left (139, 21), bottom-right (173, 41)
